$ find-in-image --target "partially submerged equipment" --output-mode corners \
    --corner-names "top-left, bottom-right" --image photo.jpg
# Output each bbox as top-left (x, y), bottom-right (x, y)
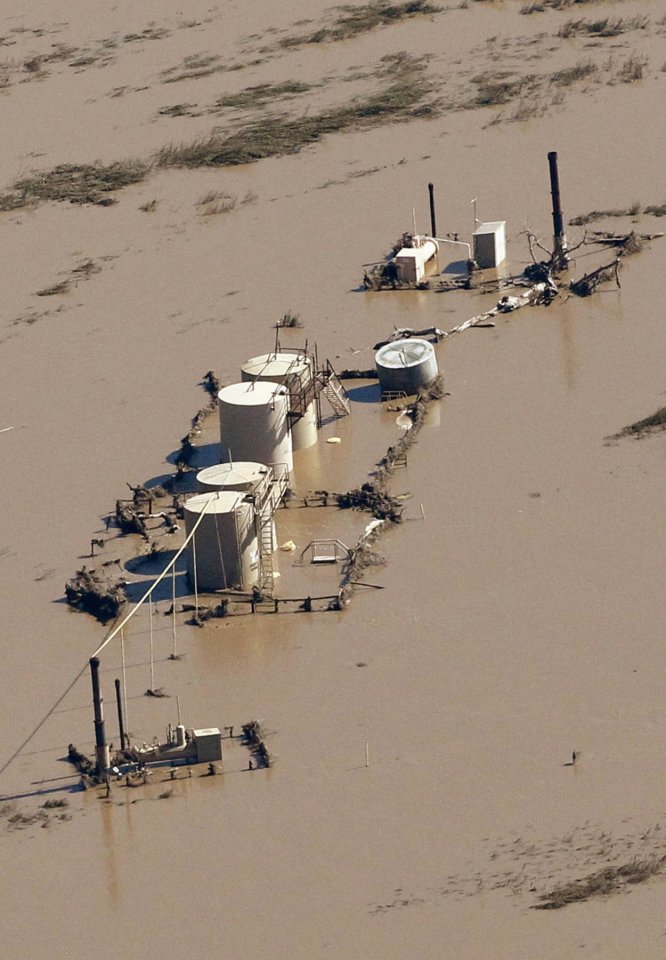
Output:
top-left (392, 234), bottom-right (439, 284)
top-left (184, 490), bottom-right (258, 592)
top-left (375, 338), bottom-right (439, 396)
top-left (136, 724), bottom-right (223, 765)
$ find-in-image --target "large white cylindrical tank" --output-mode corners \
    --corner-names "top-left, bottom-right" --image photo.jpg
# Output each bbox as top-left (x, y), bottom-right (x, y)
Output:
top-left (196, 461), bottom-right (268, 495)
top-left (240, 352), bottom-right (317, 451)
top-left (218, 381), bottom-right (293, 472)
top-left (184, 491), bottom-right (258, 592)
top-left (375, 338), bottom-right (439, 396)
top-left (196, 461), bottom-right (277, 549)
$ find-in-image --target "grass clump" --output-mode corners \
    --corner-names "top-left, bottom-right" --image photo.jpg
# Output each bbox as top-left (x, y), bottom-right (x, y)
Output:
top-left (161, 53), bottom-right (223, 84)
top-left (197, 190), bottom-right (237, 215)
top-left (472, 72), bottom-right (537, 106)
top-left (643, 203), bottom-right (666, 217)
top-left (36, 279), bottom-right (71, 297)
top-left (570, 202), bottom-right (640, 225)
top-left (157, 66), bottom-right (432, 169)
top-left (550, 59), bottom-right (598, 85)
top-left (14, 160), bottom-right (149, 206)
top-left (559, 15), bottom-right (649, 37)
top-left (276, 311), bottom-right (303, 328)
top-left (613, 53), bottom-right (648, 82)
top-left (535, 855), bottom-right (666, 909)
top-left (522, 0), bottom-right (597, 12)
top-left (216, 80), bottom-right (313, 110)
top-left (281, 0), bottom-right (441, 47)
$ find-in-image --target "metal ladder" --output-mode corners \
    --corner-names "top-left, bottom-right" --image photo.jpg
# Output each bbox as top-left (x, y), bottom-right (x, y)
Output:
top-left (321, 362), bottom-right (351, 417)
top-left (257, 502), bottom-right (275, 598)
top-left (252, 465), bottom-right (289, 599)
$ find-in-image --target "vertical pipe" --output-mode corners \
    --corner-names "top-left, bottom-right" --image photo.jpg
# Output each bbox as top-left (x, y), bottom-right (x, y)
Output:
top-left (428, 182), bottom-right (437, 239)
top-left (120, 627), bottom-right (128, 742)
top-left (171, 562), bottom-right (177, 659)
top-left (547, 151), bottom-right (567, 265)
top-left (90, 657), bottom-right (110, 774)
top-left (115, 678), bottom-right (127, 752)
top-left (149, 595), bottom-right (154, 692)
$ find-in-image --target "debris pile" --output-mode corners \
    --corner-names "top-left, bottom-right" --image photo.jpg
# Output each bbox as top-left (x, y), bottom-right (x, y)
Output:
top-left (65, 567), bottom-right (126, 623)
top-left (241, 720), bottom-right (272, 768)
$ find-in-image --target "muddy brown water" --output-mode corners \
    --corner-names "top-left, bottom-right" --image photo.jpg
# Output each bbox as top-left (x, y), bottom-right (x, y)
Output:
top-left (1, 2), bottom-right (665, 957)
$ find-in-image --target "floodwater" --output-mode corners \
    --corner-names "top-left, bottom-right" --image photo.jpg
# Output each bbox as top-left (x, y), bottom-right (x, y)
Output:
top-left (1, 2), bottom-right (665, 957)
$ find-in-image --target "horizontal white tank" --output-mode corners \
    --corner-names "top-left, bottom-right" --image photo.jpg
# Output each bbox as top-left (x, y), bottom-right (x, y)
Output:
top-left (375, 338), bottom-right (439, 396)
top-left (184, 491), bottom-right (258, 592)
top-left (240, 352), bottom-right (317, 451)
top-left (218, 380), bottom-right (293, 473)
top-left (394, 237), bottom-right (438, 284)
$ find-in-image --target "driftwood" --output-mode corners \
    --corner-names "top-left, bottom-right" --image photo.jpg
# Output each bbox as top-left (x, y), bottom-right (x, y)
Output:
top-left (374, 327), bottom-right (446, 350)
top-left (569, 258), bottom-right (621, 297)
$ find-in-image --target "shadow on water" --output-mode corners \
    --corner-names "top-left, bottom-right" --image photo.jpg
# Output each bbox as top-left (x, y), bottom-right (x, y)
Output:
top-left (123, 567), bottom-right (191, 605)
top-left (165, 441), bottom-right (219, 471)
top-left (442, 258), bottom-right (468, 275)
top-left (124, 549), bottom-right (180, 577)
top-left (346, 383), bottom-right (381, 405)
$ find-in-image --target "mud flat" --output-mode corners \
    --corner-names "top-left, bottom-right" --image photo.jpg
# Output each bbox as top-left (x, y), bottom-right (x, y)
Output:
top-left (1, 1), bottom-right (665, 958)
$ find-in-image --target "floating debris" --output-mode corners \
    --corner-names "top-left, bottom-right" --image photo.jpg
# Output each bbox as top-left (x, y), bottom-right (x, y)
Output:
top-left (65, 567), bottom-right (126, 623)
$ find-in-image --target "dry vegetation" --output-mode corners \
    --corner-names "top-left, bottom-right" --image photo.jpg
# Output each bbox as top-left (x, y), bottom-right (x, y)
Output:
top-left (215, 79), bottom-right (314, 110)
top-left (156, 54), bottom-right (433, 169)
top-left (279, 0), bottom-right (441, 47)
top-left (558, 15), bottom-right (650, 37)
top-left (0, 160), bottom-right (149, 210)
top-left (535, 855), bottom-right (666, 909)
top-left (568, 200), bottom-right (666, 224)
top-left (612, 405), bottom-right (666, 439)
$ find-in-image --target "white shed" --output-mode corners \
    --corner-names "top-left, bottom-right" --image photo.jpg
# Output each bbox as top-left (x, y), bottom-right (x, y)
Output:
top-left (473, 221), bottom-right (506, 268)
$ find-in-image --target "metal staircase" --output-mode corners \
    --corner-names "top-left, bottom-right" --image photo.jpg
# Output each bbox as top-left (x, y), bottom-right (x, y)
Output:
top-left (317, 361), bottom-right (351, 417)
top-left (250, 465), bottom-right (289, 599)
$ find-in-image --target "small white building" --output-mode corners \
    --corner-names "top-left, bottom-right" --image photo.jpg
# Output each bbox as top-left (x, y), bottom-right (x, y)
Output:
top-left (473, 221), bottom-right (506, 269)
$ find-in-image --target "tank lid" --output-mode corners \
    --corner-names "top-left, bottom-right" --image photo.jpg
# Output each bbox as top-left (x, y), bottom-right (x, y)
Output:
top-left (375, 338), bottom-right (435, 369)
top-left (196, 462), bottom-right (268, 487)
top-left (241, 352), bottom-right (310, 379)
top-left (218, 380), bottom-right (288, 405)
top-left (184, 490), bottom-right (247, 515)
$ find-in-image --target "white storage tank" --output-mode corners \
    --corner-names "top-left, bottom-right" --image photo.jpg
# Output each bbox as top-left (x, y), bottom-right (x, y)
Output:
top-left (196, 461), bottom-right (278, 551)
top-left (240, 352), bottom-right (317, 451)
top-left (393, 236), bottom-right (438, 284)
top-left (473, 221), bottom-right (506, 269)
top-left (375, 338), bottom-right (439, 396)
top-left (184, 491), bottom-right (258, 592)
top-left (218, 381), bottom-right (293, 473)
